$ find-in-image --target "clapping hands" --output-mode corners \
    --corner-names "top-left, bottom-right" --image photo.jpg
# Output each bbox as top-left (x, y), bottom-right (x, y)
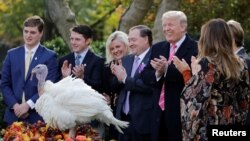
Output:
top-left (61, 60), bottom-right (85, 78)
top-left (150, 55), bottom-right (168, 77)
top-left (173, 56), bottom-right (200, 75)
top-left (110, 60), bottom-right (127, 82)
top-left (173, 56), bottom-right (191, 73)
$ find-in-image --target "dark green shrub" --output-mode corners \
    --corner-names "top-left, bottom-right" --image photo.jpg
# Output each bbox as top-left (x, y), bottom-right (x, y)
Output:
top-left (91, 40), bottom-right (105, 57)
top-left (44, 37), bottom-right (70, 58)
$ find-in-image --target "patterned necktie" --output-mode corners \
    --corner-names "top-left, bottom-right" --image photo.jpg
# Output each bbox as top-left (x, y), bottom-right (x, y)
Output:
top-left (75, 54), bottom-right (82, 66)
top-left (168, 44), bottom-right (177, 63)
top-left (159, 44), bottom-right (177, 111)
top-left (123, 56), bottom-right (140, 114)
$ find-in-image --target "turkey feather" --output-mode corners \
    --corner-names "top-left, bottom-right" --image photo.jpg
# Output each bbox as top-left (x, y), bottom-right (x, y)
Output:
top-left (33, 72), bottom-right (129, 134)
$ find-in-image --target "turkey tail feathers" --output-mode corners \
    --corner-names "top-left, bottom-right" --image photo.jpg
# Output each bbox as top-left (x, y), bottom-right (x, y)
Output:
top-left (101, 110), bottom-right (129, 134)
top-left (112, 117), bottom-right (129, 134)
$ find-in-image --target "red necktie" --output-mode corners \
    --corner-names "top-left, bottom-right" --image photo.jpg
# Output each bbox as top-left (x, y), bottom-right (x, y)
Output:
top-left (159, 44), bottom-right (177, 111)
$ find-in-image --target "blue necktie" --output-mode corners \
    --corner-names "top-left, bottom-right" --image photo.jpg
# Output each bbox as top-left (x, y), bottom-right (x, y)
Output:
top-left (75, 54), bottom-right (81, 66)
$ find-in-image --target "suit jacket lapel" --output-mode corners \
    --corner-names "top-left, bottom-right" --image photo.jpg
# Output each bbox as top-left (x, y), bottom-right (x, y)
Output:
top-left (237, 48), bottom-right (245, 56)
top-left (175, 35), bottom-right (190, 58)
top-left (134, 49), bottom-right (151, 77)
top-left (165, 43), bottom-right (171, 59)
top-left (82, 50), bottom-right (92, 66)
top-left (69, 53), bottom-right (75, 66)
top-left (19, 47), bottom-right (25, 80)
top-left (123, 55), bottom-right (134, 77)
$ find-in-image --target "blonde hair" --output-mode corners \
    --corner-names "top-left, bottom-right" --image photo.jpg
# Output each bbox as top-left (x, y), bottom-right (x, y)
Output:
top-left (105, 31), bottom-right (129, 63)
top-left (227, 20), bottom-right (244, 47)
top-left (198, 18), bottom-right (244, 81)
top-left (162, 10), bottom-right (187, 31)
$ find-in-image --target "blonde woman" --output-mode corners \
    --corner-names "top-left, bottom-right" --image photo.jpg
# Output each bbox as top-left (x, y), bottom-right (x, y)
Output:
top-left (102, 31), bottom-right (129, 140)
top-left (105, 31), bottom-right (129, 64)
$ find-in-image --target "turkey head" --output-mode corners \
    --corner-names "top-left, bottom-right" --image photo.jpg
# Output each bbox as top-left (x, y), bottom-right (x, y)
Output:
top-left (31, 64), bottom-right (48, 96)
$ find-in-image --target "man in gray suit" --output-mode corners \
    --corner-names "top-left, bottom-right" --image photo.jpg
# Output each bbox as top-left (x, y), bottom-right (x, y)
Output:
top-left (227, 20), bottom-right (250, 125)
top-left (111, 25), bottom-right (153, 141)
top-left (227, 20), bottom-right (250, 69)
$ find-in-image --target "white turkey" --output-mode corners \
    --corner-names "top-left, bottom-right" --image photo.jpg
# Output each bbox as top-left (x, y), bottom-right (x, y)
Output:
top-left (31, 64), bottom-right (129, 139)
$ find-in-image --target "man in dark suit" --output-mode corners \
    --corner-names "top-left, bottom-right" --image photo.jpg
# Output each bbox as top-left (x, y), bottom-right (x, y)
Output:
top-left (227, 20), bottom-right (250, 70)
top-left (111, 25), bottom-right (153, 141)
top-left (1, 16), bottom-right (58, 125)
top-left (58, 25), bottom-right (104, 92)
top-left (227, 20), bottom-right (250, 125)
top-left (141, 11), bottom-right (198, 141)
top-left (58, 25), bottom-right (105, 138)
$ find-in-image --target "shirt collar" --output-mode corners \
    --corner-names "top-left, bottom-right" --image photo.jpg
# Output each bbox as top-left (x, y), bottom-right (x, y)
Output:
top-left (75, 48), bottom-right (89, 60)
top-left (171, 35), bottom-right (186, 50)
top-left (24, 43), bottom-right (40, 53)
top-left (136, 48), bottom-right (150, 63)
top-left (235, 46), bottom-right (244, 54)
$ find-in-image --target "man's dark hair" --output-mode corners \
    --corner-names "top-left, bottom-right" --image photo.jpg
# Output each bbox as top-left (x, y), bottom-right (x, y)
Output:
top-left (71, 25), bottom-right (93, 39)
top-left (130, 25), bottom-right (153, 46)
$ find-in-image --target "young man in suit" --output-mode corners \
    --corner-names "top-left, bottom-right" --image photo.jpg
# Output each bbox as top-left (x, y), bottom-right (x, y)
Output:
top-left (58, 25), bottom-right (105, 138)
top-left (111, 25), bottom-right (154, 141)
top-left (1, 15), bottom-right (58, 125)
top-left (227, 20), bottom-right (250, 125)
top-left (141, 11), bottom-right (198, 141)
top-left (58, 25), bottom-right (104, 92)
top-left (227, 20), bottom-right (250, 70)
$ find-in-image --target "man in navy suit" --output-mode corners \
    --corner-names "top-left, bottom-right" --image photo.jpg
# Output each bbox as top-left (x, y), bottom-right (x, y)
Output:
top-left (58, 25), bottom-right (105, 138)
top-left (58, 25), bottom-right (104, 93)
top-left (1, 15), bottom-right (58, 125)
top-left (227, 20), bottom-right (250, 125)
top-left (142, 11), bottom-right (198, 141)
top-left (112, 25), bottom-right (153, 141)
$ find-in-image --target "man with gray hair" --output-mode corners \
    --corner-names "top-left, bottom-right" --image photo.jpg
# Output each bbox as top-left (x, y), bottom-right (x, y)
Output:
top-left (142, 11), bottom-right (198, 141)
